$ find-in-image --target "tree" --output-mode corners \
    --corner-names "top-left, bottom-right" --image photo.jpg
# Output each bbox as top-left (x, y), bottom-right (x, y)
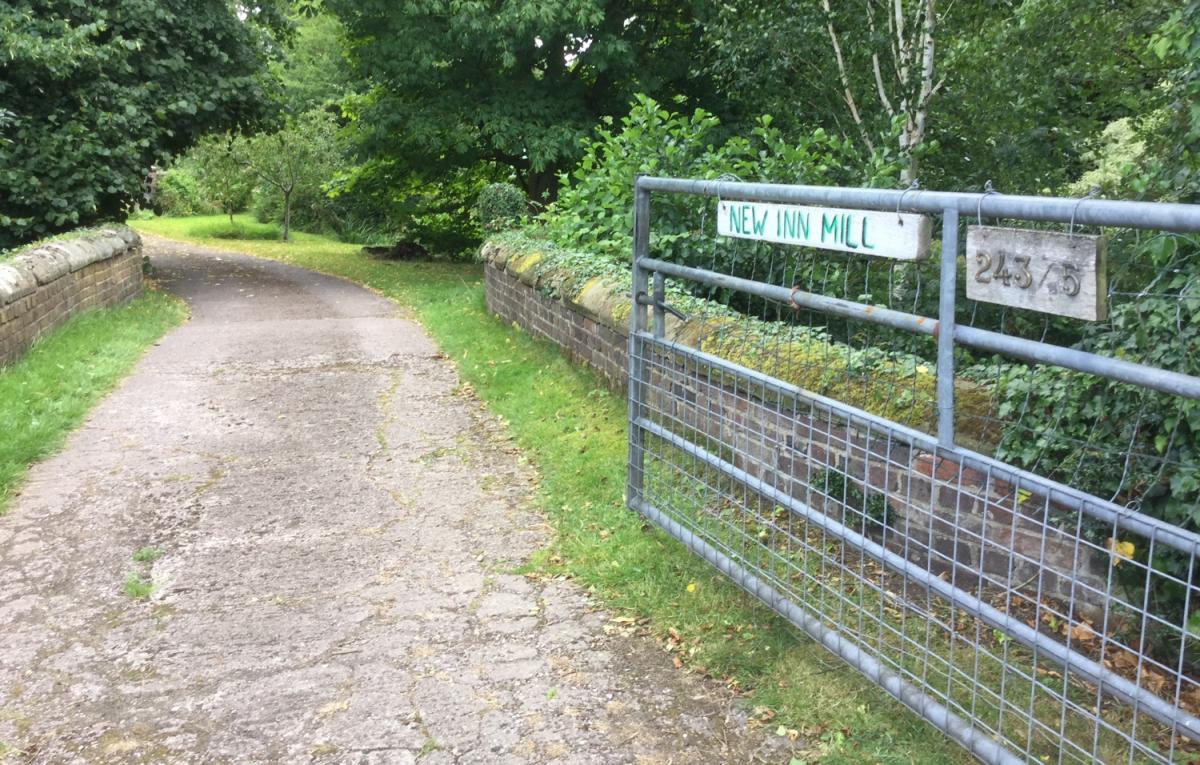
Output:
top-left (702, 0), bottom-right (1175, 193)
top-left (702, 0), bottom-right (957, 183)
top-left (1143, 0), bottom-right (1200, 199)
top-left (931, 0), bottom-right (1175, 193)
top-left (0, 0), bottom-right (287, 249)
top-left (240, 110), bottom-right (342, 241)
top-left (192, 135), bottom-right (254, 224)
top-left (274, 9), bottom-right (355, 114)
top-left (820, 0), bottom-right (940, 183)
top-left (326, 0), bottom-right (720, 204)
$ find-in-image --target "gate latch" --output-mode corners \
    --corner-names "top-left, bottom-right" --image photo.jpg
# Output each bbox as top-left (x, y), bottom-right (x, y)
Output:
top-left (635, 291), bottom-right (688, 322)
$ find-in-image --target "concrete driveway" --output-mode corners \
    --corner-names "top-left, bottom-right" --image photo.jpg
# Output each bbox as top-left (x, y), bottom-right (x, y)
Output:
top-left (0, 236), bottom-right (789, 764)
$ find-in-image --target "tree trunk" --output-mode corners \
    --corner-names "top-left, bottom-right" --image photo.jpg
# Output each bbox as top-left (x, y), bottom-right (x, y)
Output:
top-left (282, 190), bottom-right (292, 242)
top-left (522, 169), bottom-right (559, 208)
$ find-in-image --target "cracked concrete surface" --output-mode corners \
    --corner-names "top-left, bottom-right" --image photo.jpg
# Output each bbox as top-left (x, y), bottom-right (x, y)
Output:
top-left (0, 236), bottom-right (792, 764)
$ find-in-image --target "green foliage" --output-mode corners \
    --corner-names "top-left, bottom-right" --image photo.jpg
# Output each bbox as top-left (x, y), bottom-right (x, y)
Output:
top-left (274, 10), bottom-right (354, 113)
top-left (122, 572), bottom-right (154, 599)
top-left (702, 0), bottom-right (1176, 194)
top-left (241, 109), bottom-right (344, 240)
top-left (933, 0), bottom-right (1175, 193)
top-left (538, 95), bottom-right (899, 276)
top-left (326, 0), bottom-right (720, 202)
top-left (326, 158), bottom-right (502, 255)
top-left (476, 183), bottom-right (527, 233)
top-left (812, 469), bottom-right (891, 531)
top-left (1142, 0), bottom-right (1200, 199)
top-left (0, 0), bottom-right (287, 249)
top-left (132, 546), bottom-right (164, 563)
top-left (154, 166), bottom-right (214, 218)
top-left (191, 135), bottom-right (255, 222)
top-left (0, 287), bottom-right (187, 513)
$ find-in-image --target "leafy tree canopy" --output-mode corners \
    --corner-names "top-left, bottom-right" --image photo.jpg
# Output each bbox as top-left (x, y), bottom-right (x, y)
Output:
top-left (701, 0), bottom-right (1176, 194)
top-left (273, 8), bottom-right (355, 113)
top-left (0, 0), bottom-right (288, 249)
top-left (327, 0), bottom-right (719, 202)
top-left (240, 109), bottom-right (344, 241)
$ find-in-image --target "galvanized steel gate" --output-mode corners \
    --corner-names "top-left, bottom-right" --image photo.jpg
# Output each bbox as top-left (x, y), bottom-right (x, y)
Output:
top-left (625, 176), bottom-right (1200, 764)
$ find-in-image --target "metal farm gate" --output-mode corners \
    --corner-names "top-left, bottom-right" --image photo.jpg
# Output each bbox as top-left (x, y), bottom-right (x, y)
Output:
top-left (624, 176), bottom-right (1200, 763)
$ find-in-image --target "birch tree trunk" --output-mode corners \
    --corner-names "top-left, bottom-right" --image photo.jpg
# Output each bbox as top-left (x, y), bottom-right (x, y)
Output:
top-left (825, 0), bottom-right (940, 184)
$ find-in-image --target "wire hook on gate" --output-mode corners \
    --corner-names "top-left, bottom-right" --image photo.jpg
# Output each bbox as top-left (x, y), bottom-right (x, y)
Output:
top-left (788, 285), bottom-right (804, 315)
top-left (1068, 185), bottom-right (1101, 237)
top-left (713, 173), bottom-right (745, 211)
top-left (896, 179), bottom-right (920, 224)
top-left (976, 180), bottom-right (997, 226)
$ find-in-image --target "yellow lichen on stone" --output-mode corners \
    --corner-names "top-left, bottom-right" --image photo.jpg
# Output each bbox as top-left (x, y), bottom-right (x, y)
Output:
top-left (574, 277), bottom-right (629, 330)
top-left (507, 250), bottom-right (543, 276)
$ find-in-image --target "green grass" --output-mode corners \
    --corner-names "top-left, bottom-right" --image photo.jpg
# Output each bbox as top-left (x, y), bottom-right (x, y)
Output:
top-left (0, 288), bottom-right (188, 513)
top-left (132, 546), bottom-right (164, 563)
top-left (121, 571), bottom-right (154, 599)
top-left (130, 214), bottom-right (970, 763)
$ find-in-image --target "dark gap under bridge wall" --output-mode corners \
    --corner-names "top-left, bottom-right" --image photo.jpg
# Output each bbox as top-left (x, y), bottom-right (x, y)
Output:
top-left (484, 260), bottom-right (1110, 616)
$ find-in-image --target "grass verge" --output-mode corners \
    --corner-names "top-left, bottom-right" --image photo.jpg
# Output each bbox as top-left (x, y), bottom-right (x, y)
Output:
top-left (132, 214), bottom-right (968, 764)
top-left (0, 287), bottom-right (188, 513)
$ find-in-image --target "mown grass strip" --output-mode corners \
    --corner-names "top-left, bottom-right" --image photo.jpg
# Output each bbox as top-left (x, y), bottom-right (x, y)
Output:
top-left (132, 214), bottom-right (969, 764)
top-left (0, 287), bottom-right (188, 513)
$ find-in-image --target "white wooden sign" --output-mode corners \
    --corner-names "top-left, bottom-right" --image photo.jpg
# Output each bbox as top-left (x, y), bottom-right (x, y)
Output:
top-left (966, 226), bottom-right (1108, 321)
top-left (717, 200), bottom-right (931, 260)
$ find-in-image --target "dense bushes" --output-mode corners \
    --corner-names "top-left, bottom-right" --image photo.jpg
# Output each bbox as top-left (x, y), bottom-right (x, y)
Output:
top-left (0, 0), bottom-right (284, 249)
top-left (539, 95), bottom-right (899, 273)
top-left (476, 183), bottom-right (527, 232)
top-left (153, 166), bottom-right (214, 218)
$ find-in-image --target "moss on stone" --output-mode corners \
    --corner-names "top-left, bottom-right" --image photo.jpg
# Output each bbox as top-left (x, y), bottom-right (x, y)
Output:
top-left (482, 234), bottom-right (998, 450)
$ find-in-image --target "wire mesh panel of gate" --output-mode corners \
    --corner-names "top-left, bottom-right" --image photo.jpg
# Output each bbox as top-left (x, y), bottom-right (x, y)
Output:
top-left (626, 177), bottom-right (1200, 764)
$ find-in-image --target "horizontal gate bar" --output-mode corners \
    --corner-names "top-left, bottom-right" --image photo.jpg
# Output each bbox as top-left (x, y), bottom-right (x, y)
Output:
top-left (640, 257), bottom-right (936, 336)
top-left (636, 331), bottom-right (1200, 556)
top-left (955, 324), bottom-right (1200, 399)
top-left (635, 413), bottom-right (1200, 741)
top-left (636, 176), bottom-right (1200, 233)
top-left (629, 495), bottom-right (1026, 765)
top-left (638, 258), bottom-right (1200, 401)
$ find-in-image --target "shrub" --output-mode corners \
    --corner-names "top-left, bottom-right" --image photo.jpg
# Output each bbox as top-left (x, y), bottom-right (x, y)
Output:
top-left (536, 94), bottom-right (901, 283)
top-left (476, 183), bottom-right (527, 232)
top-left (154, 167), bottom-right (214, 217)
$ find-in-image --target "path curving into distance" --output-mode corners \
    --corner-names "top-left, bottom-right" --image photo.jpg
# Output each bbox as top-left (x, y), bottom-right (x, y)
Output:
top-left (0, 235), bottom-right (791, 764)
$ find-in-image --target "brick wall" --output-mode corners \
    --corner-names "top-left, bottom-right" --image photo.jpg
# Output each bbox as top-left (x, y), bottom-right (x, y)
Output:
top-left (485, 263), bottom-right (628, 390)
top-left (0, 228), bottom-right (144, 367)
top-left (484, 255), bottom-right (1109, 614)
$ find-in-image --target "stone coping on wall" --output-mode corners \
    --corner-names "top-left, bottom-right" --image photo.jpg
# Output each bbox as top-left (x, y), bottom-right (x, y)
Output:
top-left (0, 226), bottom-right (144, 366)
top-left (480, 236), bottom-right (998, 450)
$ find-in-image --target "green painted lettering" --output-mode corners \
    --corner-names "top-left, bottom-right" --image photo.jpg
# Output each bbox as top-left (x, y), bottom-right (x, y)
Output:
top-left (821, 213), bottom-right (841, 243)
top-left (740, 205), bottom-right (752, 235)
top-left (752, 207), bottom-right (768, 236)
top-left (780, 210), bottom-right (796, 240)
top-left (844, 214), bottom-right (859, 249)
top-left (861, 216), bottom-right (876, 249)
top-left (797, 212), bottom-right (810, 240)
top-left (728, 204), bottom-right (742, 235)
